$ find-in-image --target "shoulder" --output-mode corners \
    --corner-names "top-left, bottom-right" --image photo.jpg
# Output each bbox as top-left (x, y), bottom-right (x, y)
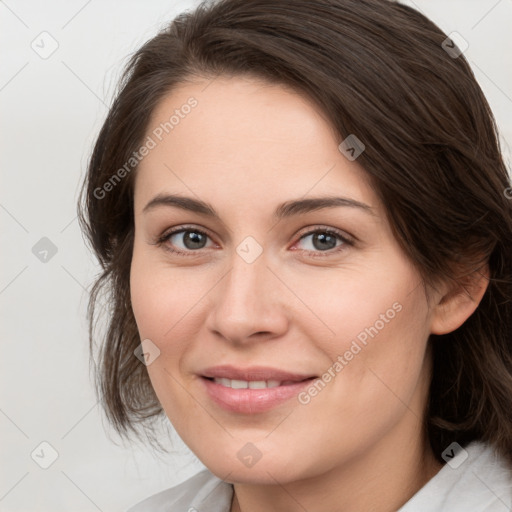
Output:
top-left (399, 441), bottom-right (512, 512)
top-left (125, 468), bottom-right (233, 512)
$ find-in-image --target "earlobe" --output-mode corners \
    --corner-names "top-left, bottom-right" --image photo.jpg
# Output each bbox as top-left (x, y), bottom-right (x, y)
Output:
top-left (430, 264), bottom-right (490, 335)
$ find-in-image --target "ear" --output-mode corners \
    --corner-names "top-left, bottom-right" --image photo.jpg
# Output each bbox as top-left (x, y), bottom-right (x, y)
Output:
top-left (430, 264), bottom-right (490, 335)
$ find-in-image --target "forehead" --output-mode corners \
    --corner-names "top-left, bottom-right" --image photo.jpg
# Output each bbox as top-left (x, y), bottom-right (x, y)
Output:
top-left (134, 76), bottom-right (376, 214)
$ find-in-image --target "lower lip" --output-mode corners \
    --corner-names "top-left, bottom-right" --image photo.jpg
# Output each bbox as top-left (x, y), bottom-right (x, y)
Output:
top-left (200, 377), bottom-right (315, 414)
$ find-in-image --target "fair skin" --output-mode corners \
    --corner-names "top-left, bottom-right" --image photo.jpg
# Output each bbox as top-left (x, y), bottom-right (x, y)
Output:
top-left (130, 75), bottom-right (488, 512)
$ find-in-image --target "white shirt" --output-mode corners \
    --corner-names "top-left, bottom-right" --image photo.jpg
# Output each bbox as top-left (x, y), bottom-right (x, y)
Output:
top-left (126, 441), bottom-right (512, 511)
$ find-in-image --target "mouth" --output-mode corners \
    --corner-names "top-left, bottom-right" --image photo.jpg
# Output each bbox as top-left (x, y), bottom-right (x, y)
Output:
top-left (199, 365), bottom-right (317, 414)
top-left (203, 377), bottom-right (312, 389)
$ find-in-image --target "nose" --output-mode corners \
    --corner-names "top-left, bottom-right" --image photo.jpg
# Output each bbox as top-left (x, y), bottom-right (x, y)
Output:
top-left (205, 247), bottom-right (289, 345)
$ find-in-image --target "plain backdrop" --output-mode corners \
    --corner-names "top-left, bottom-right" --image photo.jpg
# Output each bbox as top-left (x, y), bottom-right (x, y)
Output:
top-left (1, 1), bottom-right (511, 511)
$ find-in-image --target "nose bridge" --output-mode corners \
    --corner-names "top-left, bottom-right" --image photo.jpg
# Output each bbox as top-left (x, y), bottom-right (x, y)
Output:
top-left (207, 242), bottom-right (287, 342)
top-left (221, 248), bottom-right (270, 318)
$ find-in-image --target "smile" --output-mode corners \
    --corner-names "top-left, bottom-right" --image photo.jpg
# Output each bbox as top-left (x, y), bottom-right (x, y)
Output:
top-left (199, 365), bottom-right (317, 414)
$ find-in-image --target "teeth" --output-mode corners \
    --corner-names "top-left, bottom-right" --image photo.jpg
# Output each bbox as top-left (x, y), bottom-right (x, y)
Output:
top-left (213, 378), bottom-right (282, 389)
top-left (231, 379), bottom-right (248, 389)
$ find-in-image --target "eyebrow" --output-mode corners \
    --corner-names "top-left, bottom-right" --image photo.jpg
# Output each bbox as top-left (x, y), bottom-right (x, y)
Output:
top-left (142, 193), bottom-right (375, 219)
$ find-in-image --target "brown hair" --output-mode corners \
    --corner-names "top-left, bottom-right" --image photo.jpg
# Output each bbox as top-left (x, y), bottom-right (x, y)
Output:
top-left (78, 0), bottom-right (512, 465)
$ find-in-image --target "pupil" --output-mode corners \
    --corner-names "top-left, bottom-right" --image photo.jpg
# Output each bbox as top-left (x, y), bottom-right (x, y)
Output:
top-left (185, 231), bottom-right (206, 249)
top-left (314, 233), bottom-right (336, 251)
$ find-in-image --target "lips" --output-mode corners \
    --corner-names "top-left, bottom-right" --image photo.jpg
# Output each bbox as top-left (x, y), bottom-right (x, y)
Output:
top-left (199, 365), bottom-right (317, 414)
top-left (201, 365), bottom-right (316, 382)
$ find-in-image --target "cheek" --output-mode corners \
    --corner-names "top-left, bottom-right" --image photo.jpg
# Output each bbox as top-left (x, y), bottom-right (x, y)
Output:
top-left (130, 242), bottom-right (205, 341)
top-left (129, 250), bottom-right (203, 417)
top-left (291, 261), bottom-right (421, 356)
top-left (319, 282), bottom-right (431, 420)
top-left (129, 245), bottom-right (218, 410)
top-left (301, 261), bottom-right (431, 407)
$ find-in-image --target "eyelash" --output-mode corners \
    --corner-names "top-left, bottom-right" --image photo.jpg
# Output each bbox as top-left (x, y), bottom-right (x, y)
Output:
top-left (154, 224), bottom-right (354, 259)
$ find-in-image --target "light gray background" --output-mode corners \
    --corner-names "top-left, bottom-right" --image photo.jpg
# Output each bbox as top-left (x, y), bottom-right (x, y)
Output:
top-left (1, 1), bottom-right (511, 511)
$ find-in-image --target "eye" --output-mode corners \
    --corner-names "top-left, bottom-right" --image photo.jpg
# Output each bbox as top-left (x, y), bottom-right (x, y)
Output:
top-left (154, 225), bottom-right (353, 258)
top-left (293, 227), bottom-right (353, 258)
top-left (155, 226), bottom-right (215, 257)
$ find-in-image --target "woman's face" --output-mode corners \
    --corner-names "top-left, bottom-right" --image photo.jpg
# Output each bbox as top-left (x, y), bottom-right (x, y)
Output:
top-left (130, 75), bottom-right (440, 484)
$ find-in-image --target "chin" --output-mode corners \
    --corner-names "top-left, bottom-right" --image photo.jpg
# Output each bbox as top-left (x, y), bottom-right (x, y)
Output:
top-left (208, 462), bottom-right (305, 486)
top-left (196, 442), bottom-right (317, 486)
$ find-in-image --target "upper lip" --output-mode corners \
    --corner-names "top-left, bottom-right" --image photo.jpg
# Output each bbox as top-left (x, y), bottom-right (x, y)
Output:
top-left (200, 365), bottom-right (316, 382)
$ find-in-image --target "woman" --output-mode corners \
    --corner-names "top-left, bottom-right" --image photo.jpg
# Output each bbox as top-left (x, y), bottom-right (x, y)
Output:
top-left (78, 0), bottom-right (512, 510)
